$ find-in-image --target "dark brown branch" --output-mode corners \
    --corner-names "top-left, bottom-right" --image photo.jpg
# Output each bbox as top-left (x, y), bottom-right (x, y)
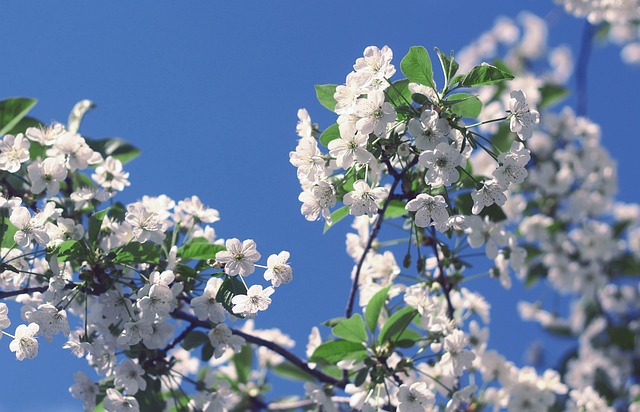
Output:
top-left (0, 286), bottom-right (48, 299)
top-left (171, 310), bottom-right (346, 388)
top-left (345, 157), bottom-right (418, 319)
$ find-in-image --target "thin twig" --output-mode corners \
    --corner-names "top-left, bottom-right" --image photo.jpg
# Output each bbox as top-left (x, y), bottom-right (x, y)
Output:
top-left (345, 157), bottom-right (418, 319)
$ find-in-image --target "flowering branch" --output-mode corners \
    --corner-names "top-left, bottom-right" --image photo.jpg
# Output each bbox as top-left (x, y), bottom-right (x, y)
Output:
top-left (344, 156), bottom-right (418, 319)
top-left (171, 310), bottom-right (346, 388)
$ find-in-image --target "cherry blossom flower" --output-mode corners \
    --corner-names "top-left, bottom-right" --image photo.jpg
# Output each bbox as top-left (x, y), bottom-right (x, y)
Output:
top-left (69, 371), bottom-right (99, 411)
top-left (190, 277), bottom-right (226, 323)
top-left (298, 181), bottom-right (336, 224)
top-left (418, 142), bottom-right (465, 187)
top-left (114, 359), bottom-right (147, 395)
top-left (216, 238), bottom-right (261, 276)
top-left (0, 133), bottom-right (30, 173)
top-left (92, 156), bottom-right (130, 192)
top-left (231, 285), bottom-right (275, 317)
top-left (9, 323), bottom-right (40, 361)
top-left (408, 110), bottom-right (450, 151)
top-left (0, 303), bottom-right (10, 338)
top-left (207, 323), bottom-right (245, 359)
top-left (397, 382), bottom-right (436, 412)
top-left (125, 202), bottom-right (167, 244)
top-left (328, 132), bottom-right (372, 169)
top-left (24, 304), bottom-right (70, 342)
top-left (493, 141), bottom-right (531, 188)
top-left (343, 180), bottom-right (388, 217)
top-left (354, 90), bottom-right (396, 136)
top-left (471, 179), bottom-right (507, 214)
top-left (264, 251), bottom-right (293, 287)
top-left (405, 193), bottom-right (450, 231)
top-left (104, 388), bottom-right (140, 412)
top-left (27, 157), bottom-right (68, 195)
top-left (10, 206), bottom-right (50, 247)
top-left (508, 89), bottom-right (540, 140)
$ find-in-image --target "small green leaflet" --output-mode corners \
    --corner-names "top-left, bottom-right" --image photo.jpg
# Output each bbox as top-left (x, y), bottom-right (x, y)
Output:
top-left (400, 46), bottom-right (435, 89)
top-left (445, 93), bottom-right (482, 118)
top-left (0, 97), bottom-right (37, 136)
top-left (459, 64), bottom-right (514, 87)
top-left (378, 306), bottom-right (417, 344)
top-left (215, 275), bottom-right (248, 316)
top-left (365, 286), bottom-right (390, 333)
top-left (179, 239), bottom-right (225, 260)
top-left (309, 340), bottom-right (367, 364)
top-left (435, 48), bottom-right (459, 87)
top-left (86, 137), bottom-right (141, 165)
top-left (332, 314), bottom-right (367, 343)
top-left (315, 84), bottom-right (338, 112)
top-left (319, 123), bottom-right (340, 146)
top-left (181, 331), bottom-right (209, 350)
top-left (323, 205), bottom-right (350, 233)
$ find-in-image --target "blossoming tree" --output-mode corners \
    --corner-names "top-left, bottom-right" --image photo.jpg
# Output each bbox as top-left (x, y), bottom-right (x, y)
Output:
top-left (1, 4), bottom-right (640, 412)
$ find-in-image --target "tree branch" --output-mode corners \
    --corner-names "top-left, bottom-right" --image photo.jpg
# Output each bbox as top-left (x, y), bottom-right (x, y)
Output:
top-left (171, 310), bottom-right (346, 388)
top-left (345, 157), bottom-right (418, 319)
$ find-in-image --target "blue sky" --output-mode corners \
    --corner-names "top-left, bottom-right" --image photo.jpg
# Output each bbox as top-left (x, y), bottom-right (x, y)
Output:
top-left (1, 1), bottom-right (639, 410)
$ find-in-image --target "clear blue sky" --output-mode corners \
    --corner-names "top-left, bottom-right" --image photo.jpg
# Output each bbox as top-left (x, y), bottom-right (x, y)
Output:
top-left (0, 1), bottom-right (639, 410)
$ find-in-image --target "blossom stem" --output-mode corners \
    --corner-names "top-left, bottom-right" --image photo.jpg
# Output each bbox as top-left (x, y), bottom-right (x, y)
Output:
top-left (464, 115), bottom-right (509, 129)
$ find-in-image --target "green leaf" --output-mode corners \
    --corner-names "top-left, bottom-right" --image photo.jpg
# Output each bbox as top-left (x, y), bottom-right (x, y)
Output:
top-left (134, 376), bottom-right (166, 412)
top-left (233, 344), bottom-right (253, 383)
top-left (435, 48), bottom-right (459, 88)
top-left (401, 46), bottom-right (435, 89)
top-left (321, 317), bottom-right (345, 328)
top-left (215, 275), bottom-right (248, 315)
top-left (607, 326), bottom-right (636, 350)
top-left (319, 123), bottom-right (340, 146)
top-left (6, 116), bottom-right (43, 137)
top-left (179, 240), bottom-right (225, 261)
top-left (378, 307), bottom-right (417, 344)
top-left (384, 200), bottom-right (407, 219)
top-left (460, 64), bottom-right (514, 87)
top-left (309, 340), bottom-right (367, 364)
top-left (539, 84), bottom-right (569, 109)
top-left (446, 93), bottom-right (482, 118)
top-left (86, 137), bottom-right (141, 164)
top-left (365, 286), bottom-right (390, 334)
top-left (57, 240), bottom-right (84, 261)
top-left (111, 242), bottom-right (161, 264)
top-left (395, 329), bottom-right (422, 348)
top-left (385, 79), bottom-right (412, 108)
top-left (88, 208), bottom-right (110, 247)
top-left (201, 342), bottom-right (214, 361)
top-left (272, 361), bottom-right (316, 382)
top-left (315, 84), bottom-right (338, 112)
top-left (332, 314), bottom-right (368, 343)
top-left (354, 367), bottom-right (370, 387)
top-left (0, 98), bottom-right (38, 136)
top-left (0, 218), bottom-right (17, 249)
top-left (609, 253), bottom-right (640, 276)
top-left (323, 205), bottom-right (350, 233)
top-left (181, 331), bottom-right (209, 350)
top-left (455, 193), bottom-right (507, 222)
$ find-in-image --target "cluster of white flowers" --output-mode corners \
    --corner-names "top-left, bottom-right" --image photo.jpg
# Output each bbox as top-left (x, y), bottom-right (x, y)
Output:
top-left (0, 101), bottom-right (297, 411)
